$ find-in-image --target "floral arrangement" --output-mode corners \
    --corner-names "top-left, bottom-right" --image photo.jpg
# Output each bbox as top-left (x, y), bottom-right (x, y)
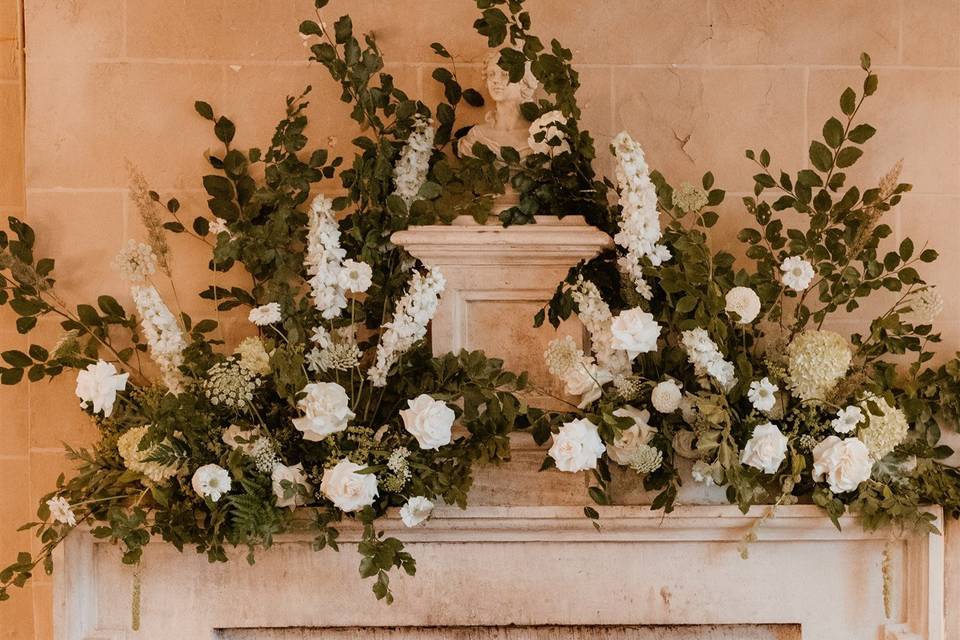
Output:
top-left (0, 3), bottom-right (542, 604)
top-left (533, 53), bottom-right (960, 534)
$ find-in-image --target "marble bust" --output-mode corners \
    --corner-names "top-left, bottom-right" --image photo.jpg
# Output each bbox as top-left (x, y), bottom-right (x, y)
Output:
top-left (456, 52), bottom-right (539, 159)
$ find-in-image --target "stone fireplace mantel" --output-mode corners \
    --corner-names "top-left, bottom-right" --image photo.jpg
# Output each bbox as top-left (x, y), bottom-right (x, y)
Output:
top-left (55, 504), bottom-right (943, 639)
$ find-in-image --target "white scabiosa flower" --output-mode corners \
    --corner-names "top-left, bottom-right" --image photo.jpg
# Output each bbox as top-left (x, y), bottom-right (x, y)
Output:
top-left (527, 110), bottom-right (570, 156)
top-left (336, 259), bottom-right (373, 294)
top-left (46, 496), bottom-right (76, 526)
top-left (191, 464), bottom-right (232, 502)
top-left (368, 267), bottom-right (445, 387)
top-left (780, 255), bottom-right (815, 292)
top-left (400, 394), bottom-right (455, 450)
top-left (549, 417), bottom-right (606, 472)
top-left (724, 286), bottom-right (761, 324)
top-left (651, 379), bottom-right (682, 413)
top-left (860, 398), bottom-right (909, 459)
top-left (131, 284), bottom-right (187, 393)
top-left (400, 496), bottom-right (435, 527)
top-left (910, 286), bottom-right (944, 325)
top-left (272, 462), bottom-right (311, 509)
top-left (610, 308), bottom-right (662, 359)
top-left (681, 328), bottom-right (737, 391)
top-left (610, 131), bottom-right (669, 300)
top-left (393, 115), bottom-right (436, 206)
top-left (812, 436), bottom-right (872, 493)
top-left (786, 330), bottom-right (851, 401)
top-left (831, 405), bottom-right (864, 434)
top-left (747, 377), bottom-right (778, 413)
top-left (292, 382), bottom-right (355, 441)
top-left (740, 422), bottom-right (789, 474)
top-left (605, 406), bottom-right (657, 466)
top-left (320, 458), bottom-right (379, 513)
top-left (75, 360), bottom-right (129, 418)
top-left (248, 302), bottom-right (282, 326)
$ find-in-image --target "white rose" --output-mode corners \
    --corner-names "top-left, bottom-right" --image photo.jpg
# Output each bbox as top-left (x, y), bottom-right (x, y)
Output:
top-left (75, 360), bottom-right (129, 418)
top-left (399, 496), bottom-right (434, 527)
top-left (724, 286), bottom-right (761, 324)
top-left (747, 377), bottom-right (778, 413)
top-left (248, 302), bottom-right (282, 326)
top-left (548, 417), bottom-right (606, 472)
top-left (606, 406), bottom-right (657, 466)
top-left (780, 256), bottom-right (815, 292)
top-left (399, 394), bottom-right (455, 450)
top-left (46, 496), bottom-right (77, 526)
top-left (563, 361), bottom-right (613, 408)
top-left (337, 259), bottom-right (373, 293)
top-left (292, 382), bottom-right (355, 441)
top-left (740, 422), bottom-right (788, 474)
top-left (320, 458), bottom-right (379, 513)
top-left (651, 379), bottom-right (682, 413)
top-left (527, 110), bottom-right (570, 156)
top-left (812, 435), bottom-right (872, 493)
top-left (272, 462), bottom-right (311, 509)
top-left (191, 463), bottom-right (232, 502)
top-left (222, 424), bottom-right (260, 453)
top-left (610, 308), bottom-right (662, 359)
top-left (831, 405), bottom-right (864, 434)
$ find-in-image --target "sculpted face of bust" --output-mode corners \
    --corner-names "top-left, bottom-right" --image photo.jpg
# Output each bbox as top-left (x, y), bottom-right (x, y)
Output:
top-left (456, 52), bottom-right (540, 161)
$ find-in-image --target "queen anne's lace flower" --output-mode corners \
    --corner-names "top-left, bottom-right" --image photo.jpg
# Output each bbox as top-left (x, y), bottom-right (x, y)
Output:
top-left (235, 336), bottom-right (271, 376)
top-left (910, 286), bottom-right (944, 324)
top-left (112, 240), bottom-right (157, 282)
top-left (201, 357), bottom-right (261, 409)
top-left (611, 132), bottom-right (670, 300)
top-left (672, 182), bottom-right (709, 213)
top-left (570, 277), bottom-right (630, 376)
top-left (681, 328), bottom-right (737, 391)
top-left (251, 438), bottom-right (281, 474)
top-left (307, 341), bottom-right (361, 373)
top-left (786, 330), bottom-right (851, 401)
top-left (393, 115), bottom-right (436, 205)
top-left (131, 285), bottom-right (187, 393)
top-left (117, 426), bottom-right (180, 483)
top-left (527, 110), bottom-right (570, 156)
top-left (368, 267), bottom-right (445, 386)
top-left (860, 398), bottom-right (909, 459)
top-left (780, 256), bottom-right (815, 292)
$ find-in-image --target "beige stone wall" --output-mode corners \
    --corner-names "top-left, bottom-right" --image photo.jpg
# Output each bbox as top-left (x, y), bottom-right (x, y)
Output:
top-left (0, 1), bottom-right (958, 637)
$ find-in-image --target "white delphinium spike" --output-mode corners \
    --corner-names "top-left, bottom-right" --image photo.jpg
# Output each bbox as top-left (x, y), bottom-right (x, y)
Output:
top-left (569, 276), bottom-right (630, 376)
top-left (130, 284), bottom-right (188, 393)
top-left (393, 115), bottom-right (436, 206)
top-left (610, 131), bottom-right (669, 300)
top-left (304, 194), bottom-right (349, 320)
top-left (680, 327), bottom-right (737, 391)
top-left (368, 266), bottom-right (445, 386)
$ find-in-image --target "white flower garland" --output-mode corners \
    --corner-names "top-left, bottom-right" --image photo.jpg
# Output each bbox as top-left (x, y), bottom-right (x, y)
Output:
top-left (570, 276), bottom-right (630, 376)
top-left (610, 131), bottom-right (670, 301)
top-left (131, 284), bottom-right (188, 393)
top-left (392, 115), bottom-right (436, 206)
top-left (368, 266), bottom-right (445, 387)
top-left (680, 327), bottom-right (737, 391)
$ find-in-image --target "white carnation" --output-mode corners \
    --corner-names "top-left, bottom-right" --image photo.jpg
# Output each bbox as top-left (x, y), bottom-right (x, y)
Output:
top-left (725, 286), bottom-right (761, 324)
top-left (549, 417), bottom-right (606, 473)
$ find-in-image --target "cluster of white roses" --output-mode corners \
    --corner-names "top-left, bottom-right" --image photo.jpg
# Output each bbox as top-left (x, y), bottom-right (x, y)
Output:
top-left (392, 115), bottom-right (436, 206)
top-left (304, 194), bottom-right (373, 323)
top-left (368, 266), bottom-right (445, 387)
top-left (680, 328), bottom-right (737, 391)
top-left (610, 131), bottom-right (670, 301)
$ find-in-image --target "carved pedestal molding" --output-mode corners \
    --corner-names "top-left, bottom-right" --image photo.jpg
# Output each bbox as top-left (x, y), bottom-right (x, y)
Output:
top-left (55, 506), bottom-right (943, 639)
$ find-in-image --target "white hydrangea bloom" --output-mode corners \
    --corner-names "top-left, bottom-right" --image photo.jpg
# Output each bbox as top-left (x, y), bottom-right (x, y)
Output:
top-left (570, 276), bottom-right (630, 376)
top-left (610, 131), bottom-right (670, 300)
top-left (131, 284), bottom-right (187, 393)
top-left (235, 336), bottom-right (271, 375)
top-left (747, 377), bottom-right (778, 413)
top-left (860, 398), bottom-right (909, 459)
top-left (368, 266), bottom-right (445, 386)
top-left (910, 286), bottom-right (944, 325)
top-left (786, 330), bottom-right (851, 401)
top-left (393, 115), bottom-right (436, 206)
top-left (780, 256), bottom-right (815, 292)
top-left (681, 328), bottom-right (737, 391)
top-left (117, 426), bottom-right (180, 483)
